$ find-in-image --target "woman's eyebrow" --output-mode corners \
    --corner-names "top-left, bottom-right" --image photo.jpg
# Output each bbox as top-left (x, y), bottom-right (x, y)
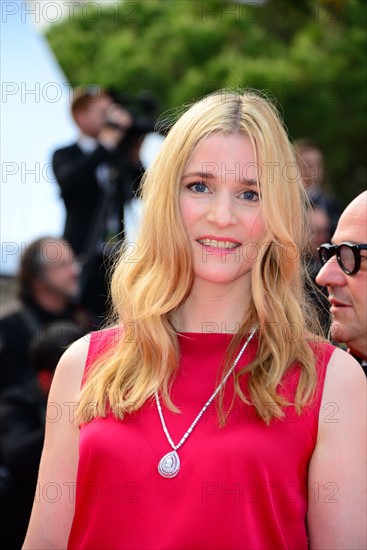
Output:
top-left (182, 171), bottom-right (259, 186)
top-left (182, 171), bottom-right (215, 180)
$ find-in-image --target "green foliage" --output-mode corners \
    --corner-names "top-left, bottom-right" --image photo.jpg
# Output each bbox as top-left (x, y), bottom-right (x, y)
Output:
top-left (46, 0), bottom-right (367, 204)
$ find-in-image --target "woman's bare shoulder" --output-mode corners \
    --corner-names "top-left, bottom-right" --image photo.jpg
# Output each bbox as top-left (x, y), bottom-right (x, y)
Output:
top-left (323, 346), bottom-right (366, 392)
top-left (49, 332), bottom-right (92, 402)
top-left (52, 327), bottom-right (121, 399)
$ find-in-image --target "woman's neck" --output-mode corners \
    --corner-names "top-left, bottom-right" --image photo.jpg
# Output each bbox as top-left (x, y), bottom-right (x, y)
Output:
top-left (172, 279), bottom-right (252, 333)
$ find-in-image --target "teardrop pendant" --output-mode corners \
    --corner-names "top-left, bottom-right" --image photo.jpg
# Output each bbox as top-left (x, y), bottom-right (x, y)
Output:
top-left (158, 450), bottom-right (180, 478)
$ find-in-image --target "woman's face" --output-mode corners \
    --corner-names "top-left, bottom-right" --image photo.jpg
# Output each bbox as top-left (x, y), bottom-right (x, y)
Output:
top-left (180, 133), bottom-right (266, 288)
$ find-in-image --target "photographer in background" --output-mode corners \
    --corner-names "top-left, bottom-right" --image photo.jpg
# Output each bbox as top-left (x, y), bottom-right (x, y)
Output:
top-left (52, 86), bottom-right (150, 321)
top-left (0, 237), bottom-right (93, 393)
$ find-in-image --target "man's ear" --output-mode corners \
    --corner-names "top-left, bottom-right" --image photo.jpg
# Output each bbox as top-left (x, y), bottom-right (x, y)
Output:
top-left (73, 111), bottom-right (84, 127)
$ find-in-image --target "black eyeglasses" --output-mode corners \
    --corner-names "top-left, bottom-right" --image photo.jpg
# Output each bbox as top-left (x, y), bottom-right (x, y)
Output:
top-left (318, 242), bottom-right (367, 275)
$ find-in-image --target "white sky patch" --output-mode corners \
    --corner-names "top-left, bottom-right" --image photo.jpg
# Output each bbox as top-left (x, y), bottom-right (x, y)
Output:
top-left (19, 0), bottom-right (120, 32)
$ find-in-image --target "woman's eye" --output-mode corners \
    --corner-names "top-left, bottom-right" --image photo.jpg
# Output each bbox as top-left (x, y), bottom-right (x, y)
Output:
top-left (188, 182), bottom-right (208, 193)
top-left (241, 190), bottom-right (259, 202)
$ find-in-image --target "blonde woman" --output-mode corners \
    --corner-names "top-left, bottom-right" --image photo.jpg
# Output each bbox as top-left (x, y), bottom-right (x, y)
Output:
top-left (23, 91), bottom-right (366, 549)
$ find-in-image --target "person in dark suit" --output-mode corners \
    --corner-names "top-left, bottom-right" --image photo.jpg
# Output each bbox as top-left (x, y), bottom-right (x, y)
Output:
top-left (52, 87), bottom-right (143, 320)
top-left (0, 237), bottom-right (94, 392)
top-left (295, 139), bottom-right (342, 235)
top-left (0, 321), bottom-right (87, 549)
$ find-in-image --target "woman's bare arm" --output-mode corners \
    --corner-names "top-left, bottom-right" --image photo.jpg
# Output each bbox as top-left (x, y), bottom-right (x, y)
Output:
top-left (308, 348), bottom-right (367, 549)
top-left (22, 334), bottom-right (90, 549)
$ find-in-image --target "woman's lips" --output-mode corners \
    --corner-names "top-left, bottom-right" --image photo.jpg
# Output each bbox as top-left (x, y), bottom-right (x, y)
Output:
top-left (197, 238), bottom-right (241, 255)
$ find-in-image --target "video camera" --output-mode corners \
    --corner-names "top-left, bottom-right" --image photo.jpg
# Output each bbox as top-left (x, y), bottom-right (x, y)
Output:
top-left (104, 88), bottom-right (161, 150)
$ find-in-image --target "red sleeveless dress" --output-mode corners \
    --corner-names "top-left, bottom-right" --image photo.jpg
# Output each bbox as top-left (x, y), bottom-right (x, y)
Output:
top-left (68, 329), bottom-right (334, 550)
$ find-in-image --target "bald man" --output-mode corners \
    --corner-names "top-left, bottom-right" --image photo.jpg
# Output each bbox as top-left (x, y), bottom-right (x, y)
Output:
top-left (316, 191), bottom-right (367, 365)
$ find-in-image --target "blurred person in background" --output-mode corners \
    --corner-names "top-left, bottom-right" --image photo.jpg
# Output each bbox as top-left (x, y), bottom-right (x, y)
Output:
top-left (317, 190), bottom-right (367, 372)
top-left (52, 87), bottom-right (147, 321)
top-left (305, 204), bottom-right (332, 335)
top-left (0, 321), bottom-right (87, 549)
top-left (296, 139), bottom-right (342, 336)
top-left (0, 237), bottom-right (93, 392)
top-left (295, 138), bottom-right (342, 235)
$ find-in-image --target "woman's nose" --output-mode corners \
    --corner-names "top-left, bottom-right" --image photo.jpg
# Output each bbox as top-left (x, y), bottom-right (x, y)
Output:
top-left (206, 195), bottom-right (237, 228)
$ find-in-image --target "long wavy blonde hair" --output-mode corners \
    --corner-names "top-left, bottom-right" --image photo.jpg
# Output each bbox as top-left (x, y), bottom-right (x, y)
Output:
top-left (77, 90), bottom-right (322, 425)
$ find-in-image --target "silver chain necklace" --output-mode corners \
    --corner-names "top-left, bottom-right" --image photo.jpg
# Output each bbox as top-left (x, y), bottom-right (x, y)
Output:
top-left (155, 327), bottom-right (257, 478)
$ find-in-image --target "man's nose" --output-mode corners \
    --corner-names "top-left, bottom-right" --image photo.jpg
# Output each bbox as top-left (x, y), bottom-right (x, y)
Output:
top-left (316, 257), bottom-right (347, 287)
